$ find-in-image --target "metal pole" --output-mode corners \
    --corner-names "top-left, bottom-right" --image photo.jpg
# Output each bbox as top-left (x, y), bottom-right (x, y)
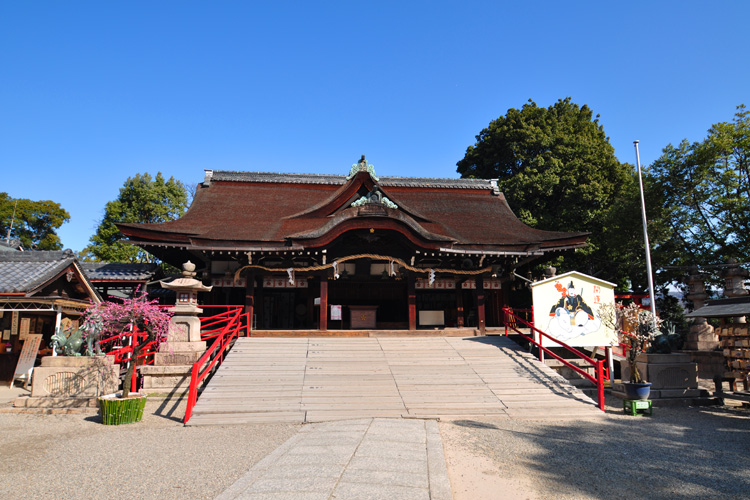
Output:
top-left (634, 141), bottom-right (658, 319)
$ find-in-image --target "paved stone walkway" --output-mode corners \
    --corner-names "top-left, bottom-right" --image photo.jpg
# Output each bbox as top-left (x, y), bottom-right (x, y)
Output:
top-left (188, 336), bottom-right (602, 425)
top-left (216, 418), bottom-right (451, 500)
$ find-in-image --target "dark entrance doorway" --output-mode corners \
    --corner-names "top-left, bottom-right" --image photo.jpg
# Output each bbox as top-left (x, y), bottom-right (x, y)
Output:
top-left (328, 278), bottom-right (408, 329)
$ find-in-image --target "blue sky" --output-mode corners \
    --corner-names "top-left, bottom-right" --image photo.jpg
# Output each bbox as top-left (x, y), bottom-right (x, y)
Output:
top-left (1, 1), bottom-right (748, 252)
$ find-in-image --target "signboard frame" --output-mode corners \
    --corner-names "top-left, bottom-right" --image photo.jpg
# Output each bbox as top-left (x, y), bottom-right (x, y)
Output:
top-left (11, 334), bottom-right (42, 389)
top-left (531, 271), bottom-right (617, 348)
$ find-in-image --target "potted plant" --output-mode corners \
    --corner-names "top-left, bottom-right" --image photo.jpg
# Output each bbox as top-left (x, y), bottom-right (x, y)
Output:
top-left (621, 302), bottom-right (664, 399)
top-left (82, 290), bottom-right (172, 424)
top-left (601, 302), bottom-right (662, 400)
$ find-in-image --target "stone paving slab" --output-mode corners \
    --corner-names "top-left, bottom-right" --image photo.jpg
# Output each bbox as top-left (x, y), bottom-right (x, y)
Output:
top-left (216, 418), bottom-right (450, 500)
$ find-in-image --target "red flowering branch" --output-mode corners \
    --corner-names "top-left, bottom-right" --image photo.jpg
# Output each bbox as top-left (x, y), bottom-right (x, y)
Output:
top-left (83, 288), bottom-right (172, 395)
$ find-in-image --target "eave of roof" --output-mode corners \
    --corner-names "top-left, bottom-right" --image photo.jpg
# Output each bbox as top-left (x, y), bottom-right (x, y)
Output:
top-left (686, 297), bottom-right (750, 318)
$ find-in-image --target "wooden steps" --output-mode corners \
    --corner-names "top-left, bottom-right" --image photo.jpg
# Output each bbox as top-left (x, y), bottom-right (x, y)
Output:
top-left (186, 336), bottom-right (604, 426)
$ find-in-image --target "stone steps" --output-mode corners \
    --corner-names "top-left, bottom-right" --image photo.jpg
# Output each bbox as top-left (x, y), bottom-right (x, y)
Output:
top-left (186, 336), bottom-right (604, 425)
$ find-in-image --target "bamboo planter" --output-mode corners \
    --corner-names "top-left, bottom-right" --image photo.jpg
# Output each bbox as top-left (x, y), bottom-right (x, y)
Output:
top-left (98, 392), bottom-right (147, 425)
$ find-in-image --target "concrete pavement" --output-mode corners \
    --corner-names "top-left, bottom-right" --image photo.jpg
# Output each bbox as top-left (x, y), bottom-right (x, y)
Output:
top-left (216, 418), bottom-right (451, 500)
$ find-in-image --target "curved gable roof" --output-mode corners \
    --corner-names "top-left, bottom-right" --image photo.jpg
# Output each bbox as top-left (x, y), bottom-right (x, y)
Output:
top-left (118, 169), bottom-right (588, 254)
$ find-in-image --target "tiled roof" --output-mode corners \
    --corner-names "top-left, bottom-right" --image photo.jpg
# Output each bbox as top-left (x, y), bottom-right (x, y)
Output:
top-left (119, 169), bottom-right (588, 255)
top-left (0, 238), bottom-right (22, 252)
top-left (686, 297), bottom-right (750, 318)
top-left (81, 262), bottom-right (159, 281)
top-left (0, 250), bottom-right (77, 293)
top-left (211, 170), bottom-right (496, 190)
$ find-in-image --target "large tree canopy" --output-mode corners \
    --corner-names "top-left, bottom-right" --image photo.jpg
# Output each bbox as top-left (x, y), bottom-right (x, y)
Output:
top-left (83, 172), bottom-right (188, 262)
top-left (0, 193), bottom-right (70, 250)
top-left (457, 98), bottom-right (637, 288)
top-left (649, 105), bottom-right (749, 285)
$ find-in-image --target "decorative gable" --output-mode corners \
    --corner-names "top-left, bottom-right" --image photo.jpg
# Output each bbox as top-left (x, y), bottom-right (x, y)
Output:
top-left (346, 155), bottom-right (379, 181)
top-left (350, 186), bottom-right (398, 210)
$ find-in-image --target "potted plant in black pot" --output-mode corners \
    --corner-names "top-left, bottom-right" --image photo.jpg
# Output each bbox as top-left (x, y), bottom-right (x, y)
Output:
top-left (82, 290), bottom-right (172, 424)
top-left (602, 302), bottom-right (662, 400)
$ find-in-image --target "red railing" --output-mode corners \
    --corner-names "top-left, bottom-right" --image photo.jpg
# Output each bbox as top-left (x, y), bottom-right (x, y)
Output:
top-left (503, 307), bottom-right (533, 335)
top-left (184, 306), bottom-right (248, 423)
top-left (503, 307), bottom-right (606, 411)
top-left (198, 305), bottom-right (248, 341)
top-left (100, 328), bottom-right (159, 392)
top-left (97, 305), bottom-right (249, 397)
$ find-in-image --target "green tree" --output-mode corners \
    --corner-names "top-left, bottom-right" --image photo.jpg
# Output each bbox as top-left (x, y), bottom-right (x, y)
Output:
top-left (649, 105), bottom-right (749, 285)
top-left (457, 98), bottom-right (638, 288)
top-left (83, 173), bottom-right (188, 262)
top-left (0, 193), bottom-right (70, 250)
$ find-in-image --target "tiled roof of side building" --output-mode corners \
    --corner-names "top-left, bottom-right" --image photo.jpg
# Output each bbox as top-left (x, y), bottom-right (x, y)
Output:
top-left (0, 238), bottom-right (23, 252)
top-left (0, 250), bottom-right (77, 293)
top-left (81, 262), bottom-right (160, 281)
top-left (211, 170), bottom-right (496, 190)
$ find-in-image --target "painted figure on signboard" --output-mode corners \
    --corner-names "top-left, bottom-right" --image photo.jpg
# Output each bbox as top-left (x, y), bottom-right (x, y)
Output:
top-left (547, 281), bottom-right (602, 341)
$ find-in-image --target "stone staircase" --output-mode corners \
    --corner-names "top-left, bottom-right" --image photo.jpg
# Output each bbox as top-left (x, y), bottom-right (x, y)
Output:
top-left (186, 336), bottom-right (605, 426)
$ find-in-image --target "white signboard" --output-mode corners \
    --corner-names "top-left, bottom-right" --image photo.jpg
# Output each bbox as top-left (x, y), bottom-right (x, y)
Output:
top-left (532, 271), bottom-right (617, 348)
top-left (330, 305), bottom-right (342, 321)
top-left (11, 334), bottom-right (42, 389)
top-left (19, 317), bottom-right (31, 340)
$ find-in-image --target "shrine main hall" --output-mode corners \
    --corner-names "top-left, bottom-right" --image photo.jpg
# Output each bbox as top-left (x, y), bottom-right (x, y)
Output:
top-left (117, 157), bottom-right (587, 333)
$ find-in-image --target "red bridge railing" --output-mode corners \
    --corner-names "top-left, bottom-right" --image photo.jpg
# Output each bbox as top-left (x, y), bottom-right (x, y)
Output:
top-left (184, 306), bottom-right (248, 424)
top-left (503, 307), bottom-right (606, 411)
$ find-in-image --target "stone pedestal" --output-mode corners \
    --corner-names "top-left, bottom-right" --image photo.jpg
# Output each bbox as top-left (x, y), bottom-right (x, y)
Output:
top-left (155, 313), bottom-right (207, 366)
top-left (139, 365), bottom-right (193, 396)
top-left (15, 356), bottom-right (120, 408)
top-left (685, 321), bottom-right (719, 351)
top-left (616, 353), bottom-right (713, 405)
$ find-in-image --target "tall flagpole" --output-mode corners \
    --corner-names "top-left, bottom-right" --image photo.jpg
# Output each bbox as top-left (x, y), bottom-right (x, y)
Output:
top-left (634, 140), bottom-right (657, 317)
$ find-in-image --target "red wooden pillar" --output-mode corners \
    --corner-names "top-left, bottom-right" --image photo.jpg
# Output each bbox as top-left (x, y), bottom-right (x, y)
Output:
top-left (456, 284), bottom-right (465, 328)
top-left (244, 273), bottom-right (255, 335)
top-left (476, 275), bottom-right (486, 334)
top-left (407, 273), bottom-right (417, 331)
top-left (319, 278), bottom-right (328, 331)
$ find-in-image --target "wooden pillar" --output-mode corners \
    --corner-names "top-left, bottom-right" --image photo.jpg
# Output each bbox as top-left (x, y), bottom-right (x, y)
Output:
top-left (407, 273), bottom-right (417, 331)
top-left (244, 273), bottom-right (255, 334)
top-left (456, 284), bottom-right (465, 328)
top-left (319, 278), bottom-right (328, 331)
top-left (476, 275), bottom-right (486, 334)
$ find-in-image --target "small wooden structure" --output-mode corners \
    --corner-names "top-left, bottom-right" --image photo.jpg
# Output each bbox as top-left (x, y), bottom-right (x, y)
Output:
top-left (0, 250), bottom-right (101, 381)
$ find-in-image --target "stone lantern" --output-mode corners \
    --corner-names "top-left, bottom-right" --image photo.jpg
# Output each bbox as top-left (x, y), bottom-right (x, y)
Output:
top-left (723, 259), bottom-right (749, 323)
top-left (141, 261), bottom-right (214, 395)
top-left (684, 266), bottom-right (718, 350)
top-left (158, 261), bottom-right (213, 364)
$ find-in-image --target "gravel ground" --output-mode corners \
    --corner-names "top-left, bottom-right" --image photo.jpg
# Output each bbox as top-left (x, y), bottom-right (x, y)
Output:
top-left (2, 392), bottom-right (749, 500)
top-left (0, 398), bottom-right (299, 500)
top-left (440, 395), bottom-right (750, 500)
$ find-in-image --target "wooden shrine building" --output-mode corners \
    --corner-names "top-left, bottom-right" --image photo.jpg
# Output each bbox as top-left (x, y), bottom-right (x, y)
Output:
top-left (117, 157), bottom-right (588, 333)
